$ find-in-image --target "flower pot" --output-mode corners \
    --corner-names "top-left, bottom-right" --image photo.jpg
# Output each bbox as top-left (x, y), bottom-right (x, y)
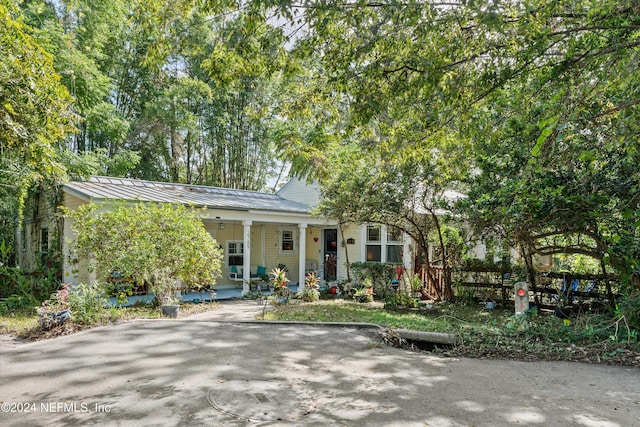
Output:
top-left (161, 305), bottom-right (179, 318)
top-left (39, 309), bottom-right (71, 330)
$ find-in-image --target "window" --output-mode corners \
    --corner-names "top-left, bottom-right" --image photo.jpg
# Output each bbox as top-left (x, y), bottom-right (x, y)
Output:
top-left (39, 227), bottom-right (49, 264)
top-left (364, 225), bottom-right (404, 263)
top-left (366, 226), bottom-right (382, 262)
top-left (387, 227), bottom-right (402, 243)
top-left (386, 226), bottom-right (403, 263)
top-left (227, 241), bottom-right (244, 266)
top-left (281, 228), bottom-right (295, 253)
top-left (40, 228), bottom-right (49, 254)
top-left (387, 246), bottom-right (403, 263)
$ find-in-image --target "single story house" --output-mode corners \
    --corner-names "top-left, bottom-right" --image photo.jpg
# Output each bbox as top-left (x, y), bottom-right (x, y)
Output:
top-left (16, 176), bottom-right (415, 296)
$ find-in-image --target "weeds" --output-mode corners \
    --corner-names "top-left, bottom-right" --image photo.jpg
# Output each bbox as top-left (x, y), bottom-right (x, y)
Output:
top-left (267, 301), bottom-right (639, 365)
top-left (67, 282), bottom-right (109, 325)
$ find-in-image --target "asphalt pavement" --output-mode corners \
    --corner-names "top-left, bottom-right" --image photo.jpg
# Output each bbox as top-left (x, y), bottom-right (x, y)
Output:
top-left (1, 300), bottom-right (639, 426)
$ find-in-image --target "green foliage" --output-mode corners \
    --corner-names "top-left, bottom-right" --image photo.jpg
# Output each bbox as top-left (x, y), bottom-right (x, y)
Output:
top-left (0, 293), bottom-right (37, 315)
top-left (350, 262), bottom-right (395, 299)
top-left (298, 272), bottom-right (320, 302)
top-left (267, 0), bottom-right (640, 300)
top-left (553, 254), bottom-right (601, 275)
top-left (384, 291), bottom-right (420, 309)
top-left (0, 0), bottom-right (75, 222)
top-left (66, 282), bottom-right (109, 325)
top-left (8, 0), bottom-right (285, 194)
top-left (614, 292), bottom-right (640, 339)
top-left (67, 202), bottom-right (223, 305)
top-left (59, 148), bottom-right (140, 180)
top-left (456, 287), bottom-right (477, 307)
top-left (353, 278), bottom-right (374, 303)
top-left (0, 238), bottom-right (62, 312)
top-left (408, 274), bottom-right (423, 294)
top-left (271, 267), bottom-right (291, 302)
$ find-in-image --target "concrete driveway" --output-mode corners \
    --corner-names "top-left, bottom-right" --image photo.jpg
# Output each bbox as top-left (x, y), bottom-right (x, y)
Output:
top-left (1, 306), bottom-right (639, 426)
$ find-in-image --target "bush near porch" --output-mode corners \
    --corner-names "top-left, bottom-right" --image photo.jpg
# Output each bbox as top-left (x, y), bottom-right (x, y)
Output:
top-left (67, 201), bottom-right (223, 305)
top-left (350, 262), bottom-right (396, 299)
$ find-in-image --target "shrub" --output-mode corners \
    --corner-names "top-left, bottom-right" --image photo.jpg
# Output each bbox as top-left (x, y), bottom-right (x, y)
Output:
top-left (67, 202), bottom-right (223, 305)
top-left (0, 240), bottom-right (61, 312)
top-left (350, 262), bottom-right (395, 299)
top-left (271, 267), bottom-right (291, 303)
top-left (298, 272), bottom-right (320, 302)
top-left (67, 282), bottom-right (109, 325)
top-left (353, 278), bottom-right (374, 303)
top-left (385, 291), bottom-right (420, 309)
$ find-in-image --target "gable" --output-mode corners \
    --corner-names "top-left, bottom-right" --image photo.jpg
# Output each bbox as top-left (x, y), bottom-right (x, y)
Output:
top-left (276, 177), bottom-right (321, 207)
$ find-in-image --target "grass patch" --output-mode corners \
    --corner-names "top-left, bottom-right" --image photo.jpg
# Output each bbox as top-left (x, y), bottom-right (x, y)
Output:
top-left (265, 300), bottom-right (506, 333)
top-left (266, 300), bottom-right (640, 365)
top-left (0, 302), bottom-right (220, 338)
top-left (3, 299), bottom-right (637, 365)
top-left (0, 310), bottom-right (40, 335)
top-left (265, 301), bottom-right (481, 332)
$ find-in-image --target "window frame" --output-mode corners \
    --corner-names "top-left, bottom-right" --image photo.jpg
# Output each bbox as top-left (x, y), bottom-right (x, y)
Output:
top-left (366, 225), bottom-right (382, 262)
top-left (386, 226), bottom-right (403, 263)
top-left (226, 240), bottom-right (244, 267)
top-left (362, 224), bottom-right (404, 264)
top-left (280, 227), bottom-right (296, 254)
top-left (40, 227), bottom-right (49, 255)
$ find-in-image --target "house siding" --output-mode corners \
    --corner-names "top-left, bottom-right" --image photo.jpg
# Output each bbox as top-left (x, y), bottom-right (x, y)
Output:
top-left (337, 226), bottom-right (361, 280)
top-left (263, 224), bottom-right (300, 283)
top-left (17, 188), bottom-right (59, 273)
top-left (62, 193), bottom-right (91, 285)
top-left (276, 177), bottom-right (321, 206)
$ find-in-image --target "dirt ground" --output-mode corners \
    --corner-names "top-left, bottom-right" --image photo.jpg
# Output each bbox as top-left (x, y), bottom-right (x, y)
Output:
top-left (1, 314), bottom-right (639, 426)
top-left (2, 301), bottom-right (640, 367)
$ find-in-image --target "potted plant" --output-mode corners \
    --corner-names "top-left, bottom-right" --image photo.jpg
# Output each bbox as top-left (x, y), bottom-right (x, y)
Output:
top-left (298, 272), bottom-right (320, 302)
top-left (37, 284), bottom-right (72, 329)
top-left (353, 278), bottom-right (374, 303)
top-left (271, 267), bottom-right (291, 304)
top-left (152, 273), bottom-right (181, 318)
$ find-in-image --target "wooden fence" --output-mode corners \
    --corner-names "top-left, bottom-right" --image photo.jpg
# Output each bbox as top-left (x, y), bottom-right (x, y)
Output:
top-left (451, 268), bottom-right (618, 309)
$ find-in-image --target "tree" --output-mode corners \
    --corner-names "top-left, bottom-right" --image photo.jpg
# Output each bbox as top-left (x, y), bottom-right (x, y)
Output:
top-left (67, 202), bottom-right (223, 304)
top-left (0, 0), bottom-right (76, 202)
top-left (316, 138), bottom-right (467, 300)
top-left (265, 0), bottom-right (640, 299)
top-left (0, 0), bottom-right (77, 261)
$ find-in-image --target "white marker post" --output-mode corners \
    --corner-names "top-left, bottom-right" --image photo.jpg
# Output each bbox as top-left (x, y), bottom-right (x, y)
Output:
top-left (514, 281), bottom-right (529, 315)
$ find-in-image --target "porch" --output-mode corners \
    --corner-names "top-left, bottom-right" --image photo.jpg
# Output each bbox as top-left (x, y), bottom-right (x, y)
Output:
top-left (203, 216), bottom-right (338, 295)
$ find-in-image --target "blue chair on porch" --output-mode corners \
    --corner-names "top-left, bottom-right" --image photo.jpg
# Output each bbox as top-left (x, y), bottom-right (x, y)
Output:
top-left (229, 265), bottom-right (266, 282)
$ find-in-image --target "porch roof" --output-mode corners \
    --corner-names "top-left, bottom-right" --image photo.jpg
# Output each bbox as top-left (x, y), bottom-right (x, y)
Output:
top-left (63, 177), bottom-right (311, 214)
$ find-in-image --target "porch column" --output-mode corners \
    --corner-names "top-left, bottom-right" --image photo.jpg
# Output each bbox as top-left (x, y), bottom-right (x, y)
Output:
top-left (298, 223), bottom-right (307, 290)
top-left (242, 220), bottom-right (252, 295)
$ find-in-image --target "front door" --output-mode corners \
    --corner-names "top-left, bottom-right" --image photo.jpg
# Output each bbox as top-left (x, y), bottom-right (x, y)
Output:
top-left (323, 229), bottom-right (338, 281)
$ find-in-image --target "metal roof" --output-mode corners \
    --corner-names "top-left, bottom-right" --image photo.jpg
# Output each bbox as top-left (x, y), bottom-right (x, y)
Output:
top-left (63, 177), bottom-right (312, 214)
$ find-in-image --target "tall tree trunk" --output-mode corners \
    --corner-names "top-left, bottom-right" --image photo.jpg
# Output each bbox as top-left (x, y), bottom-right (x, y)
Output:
top-left (338, 222), bottom-right (351, 282)
top-left (431, 210), bottom-right (454, 301)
